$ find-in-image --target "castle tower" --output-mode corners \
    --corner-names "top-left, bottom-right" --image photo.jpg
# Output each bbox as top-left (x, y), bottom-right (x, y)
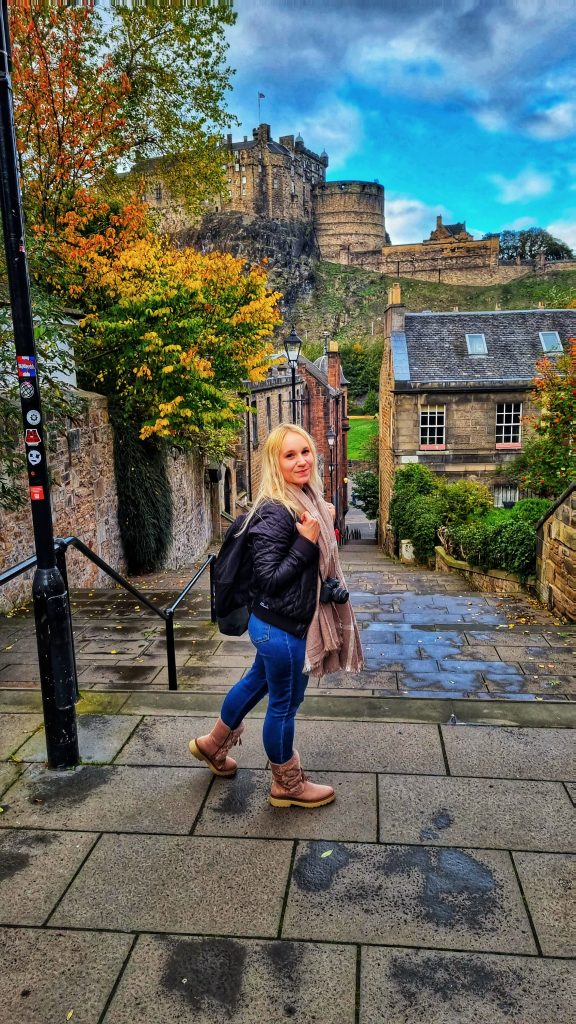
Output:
top-left (312, 181), bottom-right (385, 261)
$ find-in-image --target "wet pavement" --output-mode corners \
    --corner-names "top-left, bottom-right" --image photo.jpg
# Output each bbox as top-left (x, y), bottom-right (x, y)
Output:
top-left (0, 702), bottom-right (574, 1023)
top-left (0, 533), bottom-right (575, 1022)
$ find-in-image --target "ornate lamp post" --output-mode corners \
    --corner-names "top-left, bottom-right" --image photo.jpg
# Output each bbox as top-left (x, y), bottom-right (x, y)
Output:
top-left (283, 327), bottom-right (302, 424)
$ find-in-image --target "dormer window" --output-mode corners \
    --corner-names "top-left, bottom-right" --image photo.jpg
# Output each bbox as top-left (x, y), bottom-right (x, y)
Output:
top-left (465, 333), bottom-right (487, 355)
top-left (539, 331), bottom-right (563, 353)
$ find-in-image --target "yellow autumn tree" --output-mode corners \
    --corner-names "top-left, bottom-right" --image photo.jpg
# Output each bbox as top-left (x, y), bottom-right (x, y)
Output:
top-left (50, 192), bottom-right (282, 457)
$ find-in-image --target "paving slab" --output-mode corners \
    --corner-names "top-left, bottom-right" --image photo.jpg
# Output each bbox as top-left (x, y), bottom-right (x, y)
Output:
top-left (0, 661), bottom-right (40, 682)
top-left (293, 720), bottom-right (446, 774)
top-left (104, 934), bottom-right (356, 1024)
top-left (0, 926), bottom-right (133, 1024)
top-left (195, 769), bottom-right (377, 842)
top-left (0, 760), bottom-right (23, 795)
top-left (512, 851), bottom-right (576, 956)
top-left (0, 712), bottom-right (43, 759)
top-left (17, 714), bottom-right (138, 764)
top-left (0, 828), bottom-right (97, 924)
top-left (317, 668), bottom-right (398, 689)
top-left (76, 691), bottom-right (131, 714)
top-left (79, 664), bottom-right (164, 689)
top-left (378, 775), bottom-right (575, 852)
top-left (359, 946), bottom-right (576, 1024)
top-left (115, 716), bottom-right (268, 768)
top-left (282, 841), bottom-right (535, 953)
top-left (441, 725), bottom-right (576, 780)
top-left (0, 763), bottom-right (210, 834)
top-left (51, 833), bottom-right (293, 936)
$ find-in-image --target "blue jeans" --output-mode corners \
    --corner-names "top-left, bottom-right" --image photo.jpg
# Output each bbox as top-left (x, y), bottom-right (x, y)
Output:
top-left (220, 614), bottom-right (308, 764)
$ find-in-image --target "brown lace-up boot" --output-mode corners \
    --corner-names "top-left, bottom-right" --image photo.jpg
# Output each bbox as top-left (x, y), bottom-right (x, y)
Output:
top-left (189, 719), bottom-right (244, 777)
top-left (269, 750), bottom-right (335, 808)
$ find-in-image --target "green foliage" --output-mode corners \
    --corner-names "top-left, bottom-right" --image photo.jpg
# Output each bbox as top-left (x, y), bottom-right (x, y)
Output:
top-left (363, 389), bottom-right (379, 415)
top-left (112, 417), bottom-right (173, 574)
top-left (448, 497), bottom-right (550, 580)
top-left (351, 470), bottom-right (379, 520)
top-left (0, 295), bottom-right (82, 510)
top-left (490, 519), bottom-right (538, 580)
top-left (405, 492), bottom-right (446, 563)
top-left (437, 479), bottom-right (493, 527)
top-left (450, 520), bottom-right (495, 570)
top-left (494, 227), bottom-right (574, 263)
top-left (389, 464), bottom-right (438, 543)
top-left (508, 497), bottom-right (552, 524)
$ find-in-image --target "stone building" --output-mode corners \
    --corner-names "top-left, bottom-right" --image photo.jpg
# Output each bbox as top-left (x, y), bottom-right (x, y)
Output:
top-left (233, 340), bottom-right (349, 534)
top-left (313, 181), bottom-right (387, 261)
top-left (378, 285), bottom-right (576, 535)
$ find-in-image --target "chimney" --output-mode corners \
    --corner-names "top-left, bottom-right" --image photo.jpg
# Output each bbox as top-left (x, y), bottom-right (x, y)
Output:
top-left (326, 338), bottom-right (341, 392)
top-left (226, 133), bottom-right (232, 146)
top-left (436, 215), bottom-right (442, 228)
top-left (387, 283), bottom-right (401, 306)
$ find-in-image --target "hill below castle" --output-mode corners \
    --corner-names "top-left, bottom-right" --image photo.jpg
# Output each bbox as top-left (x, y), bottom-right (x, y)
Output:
top-left (293, 261), bottom-right (576, 350)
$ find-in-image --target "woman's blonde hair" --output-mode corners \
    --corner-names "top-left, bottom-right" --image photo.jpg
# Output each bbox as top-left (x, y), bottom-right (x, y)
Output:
top-left (238, 422), bottom-right (322, 531)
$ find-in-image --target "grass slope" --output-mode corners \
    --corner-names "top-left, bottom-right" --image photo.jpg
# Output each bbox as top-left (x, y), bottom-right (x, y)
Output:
top-left (347, 416), bottom-right (378, 460)
top-left (295, 262), bottom-right (576, 349)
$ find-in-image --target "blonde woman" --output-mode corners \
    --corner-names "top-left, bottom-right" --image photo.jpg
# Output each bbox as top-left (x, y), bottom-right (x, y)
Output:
top-left (189, 424), bottom-right (363, 808)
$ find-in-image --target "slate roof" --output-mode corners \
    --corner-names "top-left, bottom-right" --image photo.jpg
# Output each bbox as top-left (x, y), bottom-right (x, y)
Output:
top-left (313, 353), bottom-right (350, 385)
top-left (298, 354), bottom-right (339, 396)
top-left (393, 309), bottom-right (576, 387)
top-left (444, 222), bottom-right (467, 236)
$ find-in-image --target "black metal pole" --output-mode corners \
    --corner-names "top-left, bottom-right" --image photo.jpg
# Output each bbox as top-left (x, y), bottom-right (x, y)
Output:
top-left (0, 3), bottom-right (78, 768)
top-left (290, 364), bottom-right (296, 424)
top-left (165, 612), bottom-right (178, 691)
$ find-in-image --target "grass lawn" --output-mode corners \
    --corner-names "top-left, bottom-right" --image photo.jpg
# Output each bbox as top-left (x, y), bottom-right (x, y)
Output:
top-left (347, 416), bottom-right (378, 460)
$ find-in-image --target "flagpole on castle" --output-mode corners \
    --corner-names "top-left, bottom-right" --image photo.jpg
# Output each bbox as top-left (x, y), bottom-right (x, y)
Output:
top-left (258, 91), bottom-right (265, 123)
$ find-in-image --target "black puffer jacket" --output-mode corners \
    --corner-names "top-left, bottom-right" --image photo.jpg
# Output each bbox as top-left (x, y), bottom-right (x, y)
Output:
top-left (248, 501), bottom-right (319, 638)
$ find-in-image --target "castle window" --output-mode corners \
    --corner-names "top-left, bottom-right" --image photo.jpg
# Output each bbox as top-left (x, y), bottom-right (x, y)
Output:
top-left (420, 406), bottom-right (445, 449)
top-left (539, 331), bottom-right (563, 353)
top-left (154, 182), bottom-right (163, 203)
top-left (235, 163), bottom-right (240, 171)
top-left (496, 402), bottom-right (522, 447)
top-left (266, 396), bottom-right (272, 433)
top-left (465, 333), bottom-right (487, 355)
top-left (273, 179), bottom-right (278, 189)
top-left (251, 405), bottom-right (259, 449)
top-left (241, 176), bottom-right (246, 184)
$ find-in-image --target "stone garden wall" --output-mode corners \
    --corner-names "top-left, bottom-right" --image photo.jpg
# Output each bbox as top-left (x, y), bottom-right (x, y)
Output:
top-left (536, 483), bottom-right (576, 622)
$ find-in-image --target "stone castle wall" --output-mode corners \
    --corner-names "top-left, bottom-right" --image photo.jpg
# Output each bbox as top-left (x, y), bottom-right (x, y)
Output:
top-left (0, 392), bottom-right (215, 611)
top-left (313, 181), bottom-right (385, 261)
top-left (536, 484), bottom-right (576, 622)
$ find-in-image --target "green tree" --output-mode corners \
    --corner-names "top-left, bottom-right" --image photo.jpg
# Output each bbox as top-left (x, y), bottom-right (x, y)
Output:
top-left (492, 227), bottom-right (573, 263)
top-left (351, 471), bottom-right (379, 519)
top-left (508, 340), bottom-right (576, 496)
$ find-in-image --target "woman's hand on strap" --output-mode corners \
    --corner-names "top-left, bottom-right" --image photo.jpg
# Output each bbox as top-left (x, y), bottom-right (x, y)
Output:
top-left (296, 510), bottom-right (320, 544)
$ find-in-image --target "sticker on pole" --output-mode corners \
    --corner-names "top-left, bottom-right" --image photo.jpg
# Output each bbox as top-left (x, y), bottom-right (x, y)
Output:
top-left (30, 485), bottom-right (45, 501)
top-left (28, 450), bottom-right (42, 466)
top-left (26, 409), bottom-right (41, 426)
top-left (16, 355), bottom-right (36, 378)
top-left (20, 381), bottom-right (35, 400)
top-left (25, 428), bottom-right (41, 445)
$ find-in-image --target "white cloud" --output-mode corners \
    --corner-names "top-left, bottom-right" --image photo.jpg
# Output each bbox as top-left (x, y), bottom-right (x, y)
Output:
top-left (475, 109), bottom-right (508, 133)
top-left (546, 219), bottom-right (576, 253)
top-left (385, 195), bottom-right (451, 245)
top-left (502, 216), bottom-right (536, 230)
top-left (296, 101), bottom-right (364, 171)
top-left (490, 168), bottom-right (553, 203)
top-left (527, 101), bottom-right (576, 140)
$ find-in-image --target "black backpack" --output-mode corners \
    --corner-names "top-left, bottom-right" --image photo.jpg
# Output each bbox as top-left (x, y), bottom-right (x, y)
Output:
top-left (213, 513), bottom-right (253, 636)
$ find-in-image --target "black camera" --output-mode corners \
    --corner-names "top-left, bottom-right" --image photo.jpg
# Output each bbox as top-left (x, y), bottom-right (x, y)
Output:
top-left (319, 576), bottom-right (350, 604)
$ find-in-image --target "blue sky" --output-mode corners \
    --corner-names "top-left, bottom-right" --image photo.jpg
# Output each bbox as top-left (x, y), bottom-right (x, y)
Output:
top-left (224, 0), bottom-right (576, 249)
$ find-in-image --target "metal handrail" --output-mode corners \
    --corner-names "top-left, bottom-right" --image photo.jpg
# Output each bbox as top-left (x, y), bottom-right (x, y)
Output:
top-left (0, 537), bottom-right (217, 691)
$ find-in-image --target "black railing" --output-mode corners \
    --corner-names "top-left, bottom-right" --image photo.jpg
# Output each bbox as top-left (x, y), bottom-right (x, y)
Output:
top-left (0, 537), bottom-right (217, 692)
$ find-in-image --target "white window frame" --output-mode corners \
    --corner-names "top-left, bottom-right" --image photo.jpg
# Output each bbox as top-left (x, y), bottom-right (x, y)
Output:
top-left (496, 402), bottom-right (522, 448)
top-left (465, 332), bottom-right (487, 355)
top-left (539, 331), bottom-right (563, 353)
top-left (419, 405), bottom-right (446, 449)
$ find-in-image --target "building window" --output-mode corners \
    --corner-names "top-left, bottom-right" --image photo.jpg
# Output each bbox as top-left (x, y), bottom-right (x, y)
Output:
top-left (465, 332), bottom-right (487, 355)
top-left (251, 406), bottom-right (259, 449)
top-left (493, 485), bottom-right (519, 508)
top-left (241, 176), bottom-right (247, 184)
top-left (278, 393), bottom-right (282, 421)
top-left (539, 331), bottom-right (563, 353)
top-left (419, 406), bottom-right (445, 449)
top-left (266, 396), bottom-right (272, 433)
top-left (496, 402), bottom-right (522, 447)
top-left (154, 182), bottom-right (162, 203)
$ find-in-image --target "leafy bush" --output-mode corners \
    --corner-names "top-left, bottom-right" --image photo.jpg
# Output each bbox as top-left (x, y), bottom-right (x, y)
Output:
top-left (389, 465), bottom-right (437, 541)
top-left (490, 518), bottom-right (538, 580)
top-left (351, 471), bottom-right (379, 519)
top-left (437, 479), bottom-right (493, 527)
top-left (450, 520), bottom-right (496, 569)
top-left (363, 389), bottom-right (379, 415)
top-left (405, 492), bottom-right (446, 562)
top-left (508, 497), bottom-right (551, 525)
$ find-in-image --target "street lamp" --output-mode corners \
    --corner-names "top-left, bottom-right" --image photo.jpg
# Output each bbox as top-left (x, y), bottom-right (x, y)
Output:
top-left (327, 425), bottom-right (336, 507)
top-left (283, 327), bottom-right (302, 424)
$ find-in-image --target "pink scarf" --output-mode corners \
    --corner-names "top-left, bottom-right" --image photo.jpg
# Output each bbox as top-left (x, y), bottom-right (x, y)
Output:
top-left (287, 483), bottom-right (364, 679)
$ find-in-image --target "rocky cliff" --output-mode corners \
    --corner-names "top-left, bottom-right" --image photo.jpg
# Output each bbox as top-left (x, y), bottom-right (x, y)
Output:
top-left (178, 212), bottom-right (319, 307)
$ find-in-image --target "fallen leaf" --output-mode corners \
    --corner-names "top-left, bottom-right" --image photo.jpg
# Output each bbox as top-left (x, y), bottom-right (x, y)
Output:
top-left (67, 1012), bottom-right (74, 1021)
top-left (110, 650), bottom-right (118, 655)
top-left (4, 644), bottom-right (13, 651)
top-left (321, 849), bottom-right (333, 858)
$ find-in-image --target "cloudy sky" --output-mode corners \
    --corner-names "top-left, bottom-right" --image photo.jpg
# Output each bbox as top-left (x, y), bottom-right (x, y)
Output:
top-left (224, 0), bottom-right (576, 248)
